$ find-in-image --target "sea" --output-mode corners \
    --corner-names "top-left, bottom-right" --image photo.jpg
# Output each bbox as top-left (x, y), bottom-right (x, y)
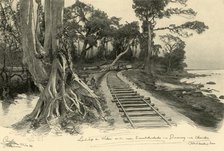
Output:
top-left (181, 69), bottom-right (224, 104)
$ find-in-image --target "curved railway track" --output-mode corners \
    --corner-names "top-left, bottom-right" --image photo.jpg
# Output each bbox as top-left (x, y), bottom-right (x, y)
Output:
top-left (107, 71), bottom-right (173, 128)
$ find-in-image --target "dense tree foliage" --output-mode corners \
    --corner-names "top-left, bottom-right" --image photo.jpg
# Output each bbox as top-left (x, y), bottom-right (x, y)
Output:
top-left (64, 1), bottom-right (116, 61)
top-left (0, 0), bottom-right (24, 98)
top-left (112, 22), bottom-right (140, 59)
top-left (0, 0), bottom-right (21, 67)
top-left (107, 22), bottom-right (140, 68)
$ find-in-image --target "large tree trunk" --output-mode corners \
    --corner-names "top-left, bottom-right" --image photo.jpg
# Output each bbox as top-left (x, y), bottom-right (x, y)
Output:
top-left (144, 22), bottom-right (152, 74)
top-left (80, 40), bottom-right (94, 61)
top-left (18, 0), bottom-right (102, 128)
top-left (44, 0), bottom-right (64, 61)
top-left (77, 39), bottom-right (80, 55)
top-left (105, 41), bottom-right (109, 59)
top-left (167, 56), bottom-right (172, 73)
top-left (20, 0), bottom-right (48, 91)
top-left (80, 40), bottom-right (88, 60)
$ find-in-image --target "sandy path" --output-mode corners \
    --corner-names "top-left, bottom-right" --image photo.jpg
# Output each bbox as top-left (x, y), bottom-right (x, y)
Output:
top-left (99, 72), bottom-right (131, 129)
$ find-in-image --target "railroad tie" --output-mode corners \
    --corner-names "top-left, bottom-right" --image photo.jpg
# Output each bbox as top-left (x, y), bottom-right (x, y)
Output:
top-left (107, 71), bottom-right (173, 128)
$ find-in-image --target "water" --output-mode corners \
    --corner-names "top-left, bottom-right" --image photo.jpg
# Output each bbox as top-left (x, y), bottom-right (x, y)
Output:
top-left (0, 94), bottom-right (38, 127)
top-left (181, 69), bottom-right (224, 103)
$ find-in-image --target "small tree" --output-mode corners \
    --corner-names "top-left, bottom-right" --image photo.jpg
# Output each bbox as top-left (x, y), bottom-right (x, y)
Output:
top-left (160, 34), bottom-right (187, 72)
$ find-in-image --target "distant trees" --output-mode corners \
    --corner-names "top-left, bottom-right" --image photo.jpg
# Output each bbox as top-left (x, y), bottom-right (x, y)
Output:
top-left (160, 34), bottom-right (187, 72)
top-left (0, 0), bottom-right (22, 68)
top-left (97, 16), bottom-right (121, 60)
top-left (132, 0), bottom-right (208, 74)
top-left (0, 0), bottom-right (23, 98)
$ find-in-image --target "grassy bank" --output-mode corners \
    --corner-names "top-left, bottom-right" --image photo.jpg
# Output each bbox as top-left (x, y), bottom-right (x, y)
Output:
top-left (123, 69), bottom-right (224, 129)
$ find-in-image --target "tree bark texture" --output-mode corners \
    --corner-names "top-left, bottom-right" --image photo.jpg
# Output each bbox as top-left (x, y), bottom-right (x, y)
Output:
top-left (19, 0), bottom-right (102, 126)
top-left (144, 22), bottom-right (152, 74)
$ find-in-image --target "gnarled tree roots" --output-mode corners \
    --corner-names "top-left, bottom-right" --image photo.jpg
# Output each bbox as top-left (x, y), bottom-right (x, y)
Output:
top-left (15, 53), bottom-right (103, 129)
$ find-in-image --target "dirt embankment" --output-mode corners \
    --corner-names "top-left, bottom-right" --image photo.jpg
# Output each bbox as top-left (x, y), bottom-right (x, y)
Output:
top-left (122, 69), bottom-right (224, 129)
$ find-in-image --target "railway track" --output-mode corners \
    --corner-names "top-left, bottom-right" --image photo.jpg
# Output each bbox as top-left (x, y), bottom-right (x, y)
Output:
top-left (107, 72), bottom-right (173, 128)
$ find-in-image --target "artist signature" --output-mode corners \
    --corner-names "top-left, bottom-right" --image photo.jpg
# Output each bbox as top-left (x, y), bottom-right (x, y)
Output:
top-left (1, 136), bottom-right (33, 148)
top-left (188, 140), bottom-right (215, 146)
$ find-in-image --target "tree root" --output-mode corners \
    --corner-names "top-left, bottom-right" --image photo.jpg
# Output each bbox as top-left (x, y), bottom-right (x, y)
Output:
top-left (14, 54), bottom-right (103, 130)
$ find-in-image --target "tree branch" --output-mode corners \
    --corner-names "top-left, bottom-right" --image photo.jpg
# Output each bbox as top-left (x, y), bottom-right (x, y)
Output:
top-left (163, 8), bottom-right (197, 19)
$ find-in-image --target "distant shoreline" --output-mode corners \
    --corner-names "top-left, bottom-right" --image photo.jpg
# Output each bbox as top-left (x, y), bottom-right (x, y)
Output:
top-left (123, 69), bottom-right (224, 130)
top-left (186, 69), bottom-right (224, 71)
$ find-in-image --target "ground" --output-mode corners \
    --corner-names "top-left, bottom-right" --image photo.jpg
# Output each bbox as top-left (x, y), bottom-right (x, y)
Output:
top-left (1, 67), bottom-right (224, 151)
top-left (1, 65), bottom-right (224, 132)
top-left (122, 69), bottom-right (224, 130)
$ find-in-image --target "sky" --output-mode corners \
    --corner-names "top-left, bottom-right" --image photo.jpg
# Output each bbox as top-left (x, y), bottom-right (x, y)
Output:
top-left (64, 0), bottom-right (224, 69)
